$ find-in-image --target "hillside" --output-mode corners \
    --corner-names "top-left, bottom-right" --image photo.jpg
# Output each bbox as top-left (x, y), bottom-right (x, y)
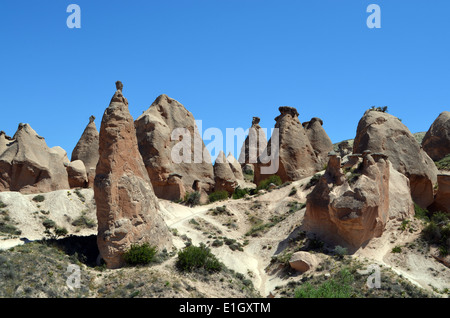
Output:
top-left (1, 176), bottom-right (448, 298)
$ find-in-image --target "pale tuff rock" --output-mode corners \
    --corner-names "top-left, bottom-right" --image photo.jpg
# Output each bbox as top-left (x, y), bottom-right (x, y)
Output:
top-left (227, 152), bottom-right (244, 182)
top-left (50, 146), bottom-right (70, 165)
top-left (289, 251), bottom-right (320, 273)
top-left (353, 110), bottom-right (438, 209)
top-left (303, 117), bottom-right (334, 167)
top-left (135, 94), bottom-right (214, 201)
top-left (213, 151), bottom-right (238, 194)
top-left (94, 82), bottom-right (172, 269)
top-left (0, 123), bottom-right (69, 193)
top-left (254, 106), bottom-right (321, 185)
top-left (71, 115), bottom-right (99, 187)
top-left (422, 111), bottom-right (450, 161)
top-left (304, 151), bottom-right (413, 248)
top-left (238, 117), bottom-right (268, 166)
top-left (66, 160), bottom-right (88, 188)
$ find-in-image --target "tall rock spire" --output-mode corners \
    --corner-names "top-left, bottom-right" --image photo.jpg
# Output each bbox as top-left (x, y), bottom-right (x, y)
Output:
top-left (94, 81), bottom-right (172, 269)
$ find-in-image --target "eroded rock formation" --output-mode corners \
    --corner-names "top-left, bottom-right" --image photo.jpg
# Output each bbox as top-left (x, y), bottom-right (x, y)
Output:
top-left (353, 109), bottom-right (438, 208)
top-left (0, 123), bottom-right (69, 193)
top-left (254, 106), bottom-right (321, 185)
top-left (304, 150), bottom-right (413, 248)
top-left (135, 94), bottom-right (214, 201)
top-left (71, 115), bottom-right (99, 186)
top-left (213, 151), bottom-right (238, 194)
top-left (303, 117), bottom-right (333, 167)
top-left (94, 82), bottom-right (172, 269)
top-left (422, 111), bottom-right (450, 162)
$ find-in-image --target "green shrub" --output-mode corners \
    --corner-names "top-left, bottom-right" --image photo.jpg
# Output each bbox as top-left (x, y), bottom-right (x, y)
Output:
top-left (0, 201), bottom-right (6, 209)
top-left (184, 192), bottom-right (201, 207)
top-left (0, 223), bottom-right (21, 235)
top-left (32, 195), bottom-right (45, 203)
top-left (334, 245), bottom-right (348, 258)
top-left (232, 187), bottom-right (251, 200)
top-left (289, 187), bottom-right (297, 196)
top-left (176, 243), bottom-right (222, 272)
top-left (42, 219), bottom-right (56, 229)
top-left (256, 175), bottom-right (282, 191)
top-left (392, 246), bottom-right (402, 253)
top-left (54, 227), bottom-right (68, 238)
top-left (208, 191), bottom-right (229, 203)
top-left (123, 243), bottom-right (158, 266)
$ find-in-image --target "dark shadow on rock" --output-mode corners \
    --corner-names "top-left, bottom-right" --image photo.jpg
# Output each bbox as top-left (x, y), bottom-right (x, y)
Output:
top-left (41, 234), bottom-right (101, 267)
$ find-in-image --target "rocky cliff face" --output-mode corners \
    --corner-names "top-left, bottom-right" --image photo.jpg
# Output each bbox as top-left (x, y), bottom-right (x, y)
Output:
top-left (135, 94), bottom-right (214, 201)
top-left (0, 124), bottom-right (69, 193)
top-left (422, 111), bottom-right (450, 162)
top-left (94, 82), bottom-right (172, 269)
top-left (353, 110), bottom-right (438, 209)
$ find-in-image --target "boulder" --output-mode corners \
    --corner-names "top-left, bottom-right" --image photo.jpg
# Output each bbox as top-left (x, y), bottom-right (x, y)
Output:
top-left (303, 117), bottom-right (334, 167)
top-left (94, 82), bottom-right (172, 269)
top-left (422, 111), bottom-right (450, 161)
top-left (71, 115), bottom-right (99, 186)
top-left (289, 251), bottom-right (320, 272)
top-left (227, 152), bottom-right (244, 182)
top-left (135, 94), bottom-right (214, 201)
top-left (213, 151), bottom-right (238, 194)
top-left (353, 109), bottom-right (438, 208)
top-left (0, 123), bottom-right (69, 193)
top-left (66, 160), bottom-right (88, 188)
top-left (50, 146), bottom-right (70, 165)
top-left (254, 106), bottom-right (321, 185)
top-left (304, 151), bottom-right (397, 248)
top-left (428, 175), bottom-right (450, 213)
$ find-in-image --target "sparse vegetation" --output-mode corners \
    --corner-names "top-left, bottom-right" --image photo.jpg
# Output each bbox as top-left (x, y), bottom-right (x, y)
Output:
top-left (232, 187), bottom-right (252, 199)
top-left (256, 175), bottom-right (282, 191)
top-left (71, 211), bottom-right (96, 229)
top-left (289, 187), bottom-right (297, 196)
top-left (435, 154), bottom-right (450, 171)
top-left (414, 204), bottom-right (450, 256)
top-left (305, 173), bottom-right (321, 189)
top-left (208, 190), bottom-right (229, 203)
top-left (392, 246), bottom-right (402, 253)
top-left (334, 245), bottom-right (348, 259)
top-left (74, 189), bottom-right (86, 203)
top-left (368, 105), bottom-right (388, 113)
top-left (294, 268), bottom-right (354, 298)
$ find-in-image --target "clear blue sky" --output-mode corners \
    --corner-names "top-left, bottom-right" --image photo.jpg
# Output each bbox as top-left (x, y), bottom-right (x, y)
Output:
top-left (1, 1), bottom-right (449, 161)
